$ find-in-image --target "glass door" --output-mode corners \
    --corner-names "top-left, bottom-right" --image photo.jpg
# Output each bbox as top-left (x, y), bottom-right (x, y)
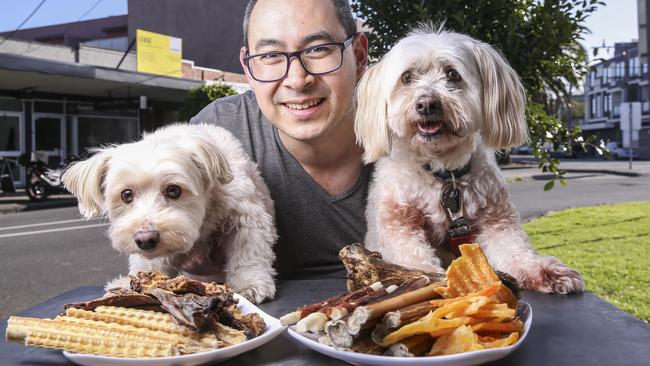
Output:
top-left (0, 112), bottom-right (24, 186)
top-left (32, 113), bottom-right (65, 166)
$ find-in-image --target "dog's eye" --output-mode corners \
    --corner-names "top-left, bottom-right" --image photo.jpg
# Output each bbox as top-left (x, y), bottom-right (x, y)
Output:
top-left (165, 185), bottom-right (182, 199)
top-left (446, 68), bottom-right (462, 82)
top-left (121, 189), bottom-right (134, 204)
top-left (401, 71), bottom-right (414, 85)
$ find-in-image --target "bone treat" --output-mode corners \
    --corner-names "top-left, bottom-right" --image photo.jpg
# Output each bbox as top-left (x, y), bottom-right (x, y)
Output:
top-left (339, 243), bottom-right (446, 291)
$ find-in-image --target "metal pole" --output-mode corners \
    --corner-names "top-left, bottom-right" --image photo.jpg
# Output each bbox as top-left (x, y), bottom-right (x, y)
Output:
top-left (623, 45), bottom-right (633, 169)
top-left (629, 103), bottom-right (633, 169)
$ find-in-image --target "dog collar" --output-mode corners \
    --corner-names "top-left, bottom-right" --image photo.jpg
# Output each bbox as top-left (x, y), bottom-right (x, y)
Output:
top-left (423, 162), bottom-right (471, 181)
top-left (427, 162), bottom-right (475, 256)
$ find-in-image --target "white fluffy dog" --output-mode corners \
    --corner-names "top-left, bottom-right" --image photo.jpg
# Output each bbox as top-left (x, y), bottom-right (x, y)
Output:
top-left (354, 28), bottom-right (584, 294)
top-left (62, 123), bottom-right (277, 303)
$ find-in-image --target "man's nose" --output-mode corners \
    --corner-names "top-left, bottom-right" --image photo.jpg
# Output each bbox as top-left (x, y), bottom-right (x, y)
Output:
top-left (283, 56), bottom-right (314, 89)
top-left (134, 230), bottom-right (160, 250)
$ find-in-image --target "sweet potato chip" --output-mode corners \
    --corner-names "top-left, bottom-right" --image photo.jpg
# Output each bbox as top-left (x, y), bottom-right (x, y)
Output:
top-left (429, 325), bottom-right (484, 356)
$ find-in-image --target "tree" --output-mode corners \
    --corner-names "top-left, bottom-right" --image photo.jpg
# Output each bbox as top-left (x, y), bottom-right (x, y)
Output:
top-left (353, 0), bottom-right (606, 189)
top-left (179, 83), bottom-right (238, 121)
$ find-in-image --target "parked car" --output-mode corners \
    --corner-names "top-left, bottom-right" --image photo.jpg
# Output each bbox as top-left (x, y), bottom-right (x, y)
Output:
top-left (512, 144), bottom-right (533, 155)
top-left (605, 142), bottom-right (639, 160)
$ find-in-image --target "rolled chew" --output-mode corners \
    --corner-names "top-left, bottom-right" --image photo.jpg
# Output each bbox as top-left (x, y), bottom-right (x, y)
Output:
top-left (382, 300), bottom-right (438, 329)
top-left (296, 284), bottom-right (387, 334)
top-left (347, 279), bottom-right (444, 335)
top-left (281, 282), bottom-right (382, 326)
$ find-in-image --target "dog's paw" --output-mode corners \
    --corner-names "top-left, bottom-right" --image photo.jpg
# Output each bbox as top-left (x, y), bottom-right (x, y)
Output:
top-left (104, 275), bottom-right (131, 293)
top-left (236, 281), bottom-right (276, 304)
top-left (519, 256), bottom-right (585, 294)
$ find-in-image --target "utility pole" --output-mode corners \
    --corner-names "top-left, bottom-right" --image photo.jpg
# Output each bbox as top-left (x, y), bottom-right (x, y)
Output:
top-left (622, 44), bottom-right (633, 170)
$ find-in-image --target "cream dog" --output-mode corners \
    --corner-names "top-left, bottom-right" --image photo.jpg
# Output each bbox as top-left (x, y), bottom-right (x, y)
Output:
top-left (62, 123), bottom-right (277, 303)
top-left (354, 27), bottom-right (584, 294)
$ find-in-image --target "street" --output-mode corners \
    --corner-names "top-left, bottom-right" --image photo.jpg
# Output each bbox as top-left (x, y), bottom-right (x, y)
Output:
top-left (1, 160), bottom-right (649, 319)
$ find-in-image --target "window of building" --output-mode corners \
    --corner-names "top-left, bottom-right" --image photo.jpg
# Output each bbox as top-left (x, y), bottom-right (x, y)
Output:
top-left (603, 93), bottom-right (610, 116)
top-left (0, 115), bottom-right (20, 151)
top-left (630, 57), bottom-right (638, 77)
top-left (590, 95), bottom-right (597, 118)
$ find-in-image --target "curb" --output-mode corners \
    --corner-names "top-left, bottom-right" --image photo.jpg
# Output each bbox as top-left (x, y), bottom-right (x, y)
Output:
top-left (0, 199), bottom-right (77, 214)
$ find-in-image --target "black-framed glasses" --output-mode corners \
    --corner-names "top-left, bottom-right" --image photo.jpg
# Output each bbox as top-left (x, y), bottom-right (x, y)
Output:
top-left (243, 34), bottom-right (357, 82)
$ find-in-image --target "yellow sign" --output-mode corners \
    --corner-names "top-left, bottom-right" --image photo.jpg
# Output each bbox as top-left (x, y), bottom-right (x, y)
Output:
top-left (136, 29), bottom-right (182, 78)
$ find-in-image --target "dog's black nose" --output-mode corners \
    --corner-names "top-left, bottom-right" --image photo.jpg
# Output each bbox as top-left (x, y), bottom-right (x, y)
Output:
top-left (134, 230), bottom-right (160, 250)
top-left (415, 96), bottom-right (441, 116)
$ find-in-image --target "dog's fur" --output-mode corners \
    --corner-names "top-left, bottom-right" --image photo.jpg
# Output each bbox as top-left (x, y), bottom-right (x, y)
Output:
top-left (354, 27), bottom-right (584, 294)
top-left (62, 123), bottom-right (277, 303)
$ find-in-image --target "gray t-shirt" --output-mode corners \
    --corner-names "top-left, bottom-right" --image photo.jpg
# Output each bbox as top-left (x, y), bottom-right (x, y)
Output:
top-left (191, 90), bottom-right (371, 279)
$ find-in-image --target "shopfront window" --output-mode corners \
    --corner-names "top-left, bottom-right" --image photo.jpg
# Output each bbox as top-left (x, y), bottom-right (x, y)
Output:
top-left (77, 117), bottom-right (138, 152)
top-left (0, 115), bottom-right (20, 151)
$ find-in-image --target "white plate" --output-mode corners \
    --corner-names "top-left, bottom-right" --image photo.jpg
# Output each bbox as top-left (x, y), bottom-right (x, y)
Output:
top-left (63, 294), bottom-right (286, 366)
top-left (288, 301), bottom-right (532, 366)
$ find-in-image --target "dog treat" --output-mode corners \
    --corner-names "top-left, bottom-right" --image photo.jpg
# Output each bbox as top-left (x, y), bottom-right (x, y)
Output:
top-left (291, 243), bottom-right (523, 358)
top-left (6, 272), bottom-right (266, 358)
top-left (24, 329), bottom-right (180, 357)
top-left (383, 334), bottom-right (434, 357)
top-left (281, 282), bottom-right (383, 326)
top-left (64, 289), bottom-right (162, 312)
top-left (382, 300), bottom-right (438, 329)
top-left (435, 244), bottom-right (500, 298)
top-left (346, 280), bottom-right (444, 335)
top-left (7, 315), bottom-right (219, 353)
top-left (339, 243), bottom-right (446, 291)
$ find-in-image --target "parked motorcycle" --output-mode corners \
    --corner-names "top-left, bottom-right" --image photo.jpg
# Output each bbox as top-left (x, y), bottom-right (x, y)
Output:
top-left (18, 152), bottom-right (78, 201)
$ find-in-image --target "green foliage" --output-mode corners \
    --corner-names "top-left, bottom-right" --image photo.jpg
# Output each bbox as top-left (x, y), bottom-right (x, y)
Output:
top-left (353, 0), bottom-right (606, 188)
top-left (179, 83), bottom-right (238, 121)
top-left (524, 202), bottom-right (650, 323)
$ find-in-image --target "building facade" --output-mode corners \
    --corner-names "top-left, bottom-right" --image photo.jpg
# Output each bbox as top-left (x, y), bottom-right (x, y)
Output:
top-left (582, 42), bottom-right (650, 159)
top-left (0, 2), bottom-right (249, 188)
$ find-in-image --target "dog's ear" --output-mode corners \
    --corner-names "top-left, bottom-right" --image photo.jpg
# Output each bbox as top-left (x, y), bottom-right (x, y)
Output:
top-left (473, 41), bottom-right (528, 149)
top-left (62, 150), bottom-right (111, 218)
top-left (189, 135), bottom-right (233, 186)
top-left (354, 60), bottom-right (392, 163)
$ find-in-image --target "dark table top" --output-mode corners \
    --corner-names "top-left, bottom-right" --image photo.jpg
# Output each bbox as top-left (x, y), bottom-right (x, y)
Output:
top-left (2, 279), bottom-right (650, 365)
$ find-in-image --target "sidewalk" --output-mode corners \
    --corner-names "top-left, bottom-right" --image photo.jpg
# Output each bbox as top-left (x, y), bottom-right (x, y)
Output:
top-left (501, 156), bottom-right (650, 181)
top-left (0, 189), bottom-right (77, 214)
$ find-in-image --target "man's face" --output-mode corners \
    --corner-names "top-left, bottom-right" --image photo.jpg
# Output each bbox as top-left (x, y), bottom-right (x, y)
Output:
top-left (240, 0), bottom-right (367, 144)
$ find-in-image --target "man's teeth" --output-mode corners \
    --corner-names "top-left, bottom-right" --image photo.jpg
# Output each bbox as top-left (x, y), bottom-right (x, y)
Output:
top-left (286, 99), bottom-right (322, 110)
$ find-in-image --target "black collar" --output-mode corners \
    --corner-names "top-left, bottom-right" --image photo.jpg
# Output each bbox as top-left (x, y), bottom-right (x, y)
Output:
top-left (423, 162), bottom-right (471, 181)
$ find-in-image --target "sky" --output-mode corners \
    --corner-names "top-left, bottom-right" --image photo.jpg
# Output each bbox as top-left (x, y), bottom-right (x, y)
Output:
top-left (0, 0), bottom-right (640, 60)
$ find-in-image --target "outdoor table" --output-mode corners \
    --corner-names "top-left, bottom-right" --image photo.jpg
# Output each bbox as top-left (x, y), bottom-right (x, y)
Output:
top-left (1, 279), bottom-right (649, 365)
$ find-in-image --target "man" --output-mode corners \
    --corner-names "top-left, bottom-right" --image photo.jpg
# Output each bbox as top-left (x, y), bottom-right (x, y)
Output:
top-left (191, 0), bottom-right (369, 279)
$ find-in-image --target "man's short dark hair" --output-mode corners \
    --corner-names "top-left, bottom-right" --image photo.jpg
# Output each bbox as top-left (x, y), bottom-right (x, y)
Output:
top-left (242, 0), bottom-right (357, 49)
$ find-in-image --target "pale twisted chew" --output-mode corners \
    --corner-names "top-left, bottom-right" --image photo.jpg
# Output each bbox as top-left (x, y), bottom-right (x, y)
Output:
top-left (7, 315), bottom-right (219, 355)
top-left (68, 306), bottom-right (195, 336)
top-left (54, 315), bottom-right (221, 349)
top-left (24, 328), bottom-right (179, 357)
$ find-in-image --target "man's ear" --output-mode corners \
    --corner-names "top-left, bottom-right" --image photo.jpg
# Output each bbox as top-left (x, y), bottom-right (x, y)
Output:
top-left (353, 33), bottom-right (369, 81)
top-left (240, 47), bottom-right (255, 85)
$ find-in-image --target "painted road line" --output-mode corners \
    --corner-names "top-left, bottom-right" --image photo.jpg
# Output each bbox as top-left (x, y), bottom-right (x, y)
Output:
top-left (0, 218), bottom-right (104, 231)
top-left (0, 223), bottom-right (110, 239)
